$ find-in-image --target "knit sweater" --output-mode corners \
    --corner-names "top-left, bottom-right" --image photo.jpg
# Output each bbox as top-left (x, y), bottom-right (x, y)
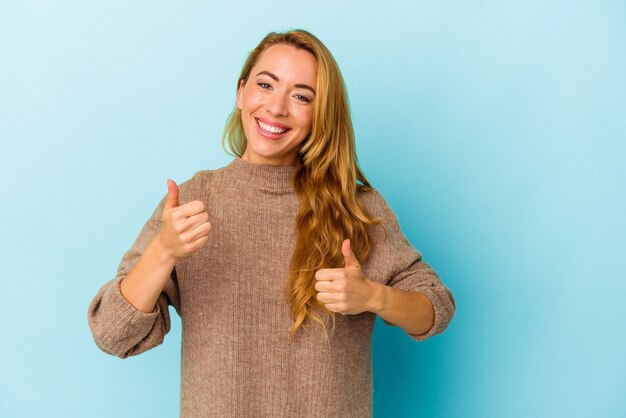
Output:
top-left (87, 156), bottom-right (456, 417)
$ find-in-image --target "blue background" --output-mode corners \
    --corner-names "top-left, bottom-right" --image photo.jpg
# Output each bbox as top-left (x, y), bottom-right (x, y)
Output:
top-left (1, 1), bottom-right (624, 417)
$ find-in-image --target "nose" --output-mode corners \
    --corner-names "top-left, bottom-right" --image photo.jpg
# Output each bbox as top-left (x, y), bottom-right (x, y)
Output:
top-left (265, 91), bottom-right (289, 117)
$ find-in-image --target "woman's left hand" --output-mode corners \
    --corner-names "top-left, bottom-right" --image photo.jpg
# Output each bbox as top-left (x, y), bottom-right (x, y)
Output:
top-left (314, 239), bottom-right (379, 315)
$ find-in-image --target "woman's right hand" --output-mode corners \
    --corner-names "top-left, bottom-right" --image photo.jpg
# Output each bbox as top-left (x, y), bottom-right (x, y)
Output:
top-left (156, 179), bottom-right (211, 261)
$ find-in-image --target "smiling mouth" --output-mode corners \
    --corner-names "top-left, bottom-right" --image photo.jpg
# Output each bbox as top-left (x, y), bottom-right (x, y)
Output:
top-left (256, 118), bottom-right (290, 136)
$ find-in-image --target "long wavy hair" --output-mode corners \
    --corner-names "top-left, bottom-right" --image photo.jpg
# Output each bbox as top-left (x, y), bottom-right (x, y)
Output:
top-left (222, 29), bottom-right (382, 340)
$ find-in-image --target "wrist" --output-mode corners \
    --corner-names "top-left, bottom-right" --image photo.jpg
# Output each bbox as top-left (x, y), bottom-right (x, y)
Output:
top-left (368, 280), bottom-right (389, 315)
top-left (149, 236), bottom-right (177, 266)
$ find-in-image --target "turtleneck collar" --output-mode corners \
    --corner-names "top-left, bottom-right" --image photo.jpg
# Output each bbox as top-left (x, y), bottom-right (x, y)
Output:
top-left (225, 157), bottom-right (297, 191)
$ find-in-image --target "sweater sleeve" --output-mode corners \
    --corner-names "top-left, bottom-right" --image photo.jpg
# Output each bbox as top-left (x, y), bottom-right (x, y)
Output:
top-left (370, 190), bottom-right (456, 342)
top-left (87, 194), bottom-right (181, 359)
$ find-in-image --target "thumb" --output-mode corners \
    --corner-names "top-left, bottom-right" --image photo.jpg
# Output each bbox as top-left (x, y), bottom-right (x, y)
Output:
top-left (164, 179), bottom-right (179, 209)
top-left (342, 239), bottom-right (361, 269)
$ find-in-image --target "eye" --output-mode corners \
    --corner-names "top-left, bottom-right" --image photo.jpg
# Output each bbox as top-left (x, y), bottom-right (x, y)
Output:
top-left (257, 82), bottom-right (272, 90)
top-left (294, 94), bottom-right (311, 103)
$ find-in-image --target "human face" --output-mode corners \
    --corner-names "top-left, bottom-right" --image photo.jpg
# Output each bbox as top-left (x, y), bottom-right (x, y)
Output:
top-left (237, 44), bottom-right (317, 166)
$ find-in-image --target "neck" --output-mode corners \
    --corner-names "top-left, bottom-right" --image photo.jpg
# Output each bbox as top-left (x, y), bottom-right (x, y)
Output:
top-left (241, 150), bottom-right (297, 167)
top-left (226, 156), bottom-right (297, 191)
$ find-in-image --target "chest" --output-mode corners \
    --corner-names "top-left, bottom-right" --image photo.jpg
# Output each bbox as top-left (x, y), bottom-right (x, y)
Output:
top-left (175, 187), bottom-right (300, 315)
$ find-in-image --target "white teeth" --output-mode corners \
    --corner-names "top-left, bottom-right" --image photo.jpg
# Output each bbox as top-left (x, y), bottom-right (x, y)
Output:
top-left (258, 119), bottom-right (287, 134)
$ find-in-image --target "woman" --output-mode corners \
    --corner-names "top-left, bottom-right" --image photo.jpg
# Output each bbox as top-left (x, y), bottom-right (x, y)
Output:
top-left (88, 29), bottom-right (456, 417)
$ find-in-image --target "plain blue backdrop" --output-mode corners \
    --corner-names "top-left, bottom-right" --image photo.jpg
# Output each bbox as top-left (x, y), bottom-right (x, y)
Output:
top-left (1, 1), bottom-right (624, 417)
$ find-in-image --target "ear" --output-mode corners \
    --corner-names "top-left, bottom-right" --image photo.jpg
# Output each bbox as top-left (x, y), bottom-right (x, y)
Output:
top-left (236, 79), bottom-right (245, 110)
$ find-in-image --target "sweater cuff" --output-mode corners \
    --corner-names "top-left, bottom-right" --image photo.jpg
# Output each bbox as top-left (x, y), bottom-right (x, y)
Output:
top-left (404, 286), bottom-right (453, 342)
top-left (98, 277), bottom-right (161, 351)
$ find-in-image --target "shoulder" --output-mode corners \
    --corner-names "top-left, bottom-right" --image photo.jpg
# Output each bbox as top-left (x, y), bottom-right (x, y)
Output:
top-left (174, 164), bottom-right (230, 204)
top-left (358, 187), bottom-right (397, 222)
top-left (358, 186), bottom-right (411, 249)
top-left (178, 161), bottom-right (234, 190)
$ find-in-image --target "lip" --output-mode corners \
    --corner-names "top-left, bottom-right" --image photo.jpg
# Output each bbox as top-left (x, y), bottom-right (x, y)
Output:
top-left (255, 117), bottom-right (291, 140)
top-left (257, 117), bottom-right (290, 130)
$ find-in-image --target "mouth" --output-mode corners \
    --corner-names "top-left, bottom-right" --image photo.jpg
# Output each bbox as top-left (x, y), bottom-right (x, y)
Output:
top-left (255, 117), bottom-right (291, 139)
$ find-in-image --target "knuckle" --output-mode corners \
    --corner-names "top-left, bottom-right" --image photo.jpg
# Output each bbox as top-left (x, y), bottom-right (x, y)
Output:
top-left (193, 200), bottom-right (205, 211)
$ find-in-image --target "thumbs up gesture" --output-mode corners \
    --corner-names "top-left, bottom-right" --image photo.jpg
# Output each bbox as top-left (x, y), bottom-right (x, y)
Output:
top-left (314, 239), bottom-right (378, 315)
top-left (157, 179), bottom-right (212, 260)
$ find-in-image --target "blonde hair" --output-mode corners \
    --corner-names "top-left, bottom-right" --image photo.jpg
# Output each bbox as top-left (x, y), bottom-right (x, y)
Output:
top-left (222, 29), bottom-right (382, 340)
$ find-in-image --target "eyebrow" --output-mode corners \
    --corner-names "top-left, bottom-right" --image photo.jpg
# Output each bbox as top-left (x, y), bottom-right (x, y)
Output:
top-left (255, 70), bottom-right (316, 95)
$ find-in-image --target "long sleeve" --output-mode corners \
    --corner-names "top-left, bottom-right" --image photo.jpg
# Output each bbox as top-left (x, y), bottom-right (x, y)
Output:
top-left (387, 247), bottom-right (456, 342)
top-left (87, 194), bottom-right (181, 359)
top-left (367, 189), bottom-right (456, 342)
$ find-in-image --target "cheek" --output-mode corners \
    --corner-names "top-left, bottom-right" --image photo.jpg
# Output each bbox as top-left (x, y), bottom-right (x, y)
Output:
top-left (242, 91), bottom-right (266, 111)
top-left (295, 108), bottom-right (314, 131)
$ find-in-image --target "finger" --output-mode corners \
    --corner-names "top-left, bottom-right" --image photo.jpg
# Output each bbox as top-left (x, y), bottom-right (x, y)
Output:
top-left (315, 268), bottom-right (345, 281)
top-left (314, 280), bottom-right (336, 293)
top-left (186, 234), bottom-right (210, 253)
top-left (175, 200), bottom-right (206, 218)
top-left (182, 221), bottom-right (212, 243)
top-left (342, 239), bottom-right (361, 269)
top-left (182, 211), bottom-right (210, 232)
top-left (316, 292), bottom-right (338, 304)
top-left (164, 180), bottom-right (179, 209)
top-left (195, 234), bottom-right (210, 246)
top-left (324, 303), bottom-right (344, 314)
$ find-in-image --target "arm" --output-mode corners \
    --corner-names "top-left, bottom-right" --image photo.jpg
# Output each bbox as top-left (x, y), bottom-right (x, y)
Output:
top-left (87, 195), bottom-right (180, 359)
top-left (87, 174), bottom-right (210, 358)
top-left (310, 190), bottom-right (456, 341)
top-left (315, 237), bottom-right (454, 341)
top-left (366, 189), bottom-right (456, 341)
top-left (369, 282), bottom-right (435, 336)
top-left (119, 178), bottom-right (210, 314)
top-left (378, 219), bottom-right (456, 341)
top-left (119, 236), bottom-right (177, 314)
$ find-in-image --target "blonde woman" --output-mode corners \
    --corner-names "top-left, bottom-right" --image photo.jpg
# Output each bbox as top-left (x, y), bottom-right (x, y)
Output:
top-left (88, 29), bottom-right (456, 417)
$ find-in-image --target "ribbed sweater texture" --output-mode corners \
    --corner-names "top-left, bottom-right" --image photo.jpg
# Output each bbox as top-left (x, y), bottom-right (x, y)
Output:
top-left (87, 157), bottom-right (456, 417)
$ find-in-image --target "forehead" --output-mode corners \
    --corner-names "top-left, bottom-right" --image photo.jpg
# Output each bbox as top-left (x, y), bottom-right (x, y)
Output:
top-left (252, 44), bottom-right (317, 84)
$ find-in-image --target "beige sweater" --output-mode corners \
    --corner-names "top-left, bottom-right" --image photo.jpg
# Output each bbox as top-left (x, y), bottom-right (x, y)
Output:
top-left (87, 157), bottom-right (456, 417)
